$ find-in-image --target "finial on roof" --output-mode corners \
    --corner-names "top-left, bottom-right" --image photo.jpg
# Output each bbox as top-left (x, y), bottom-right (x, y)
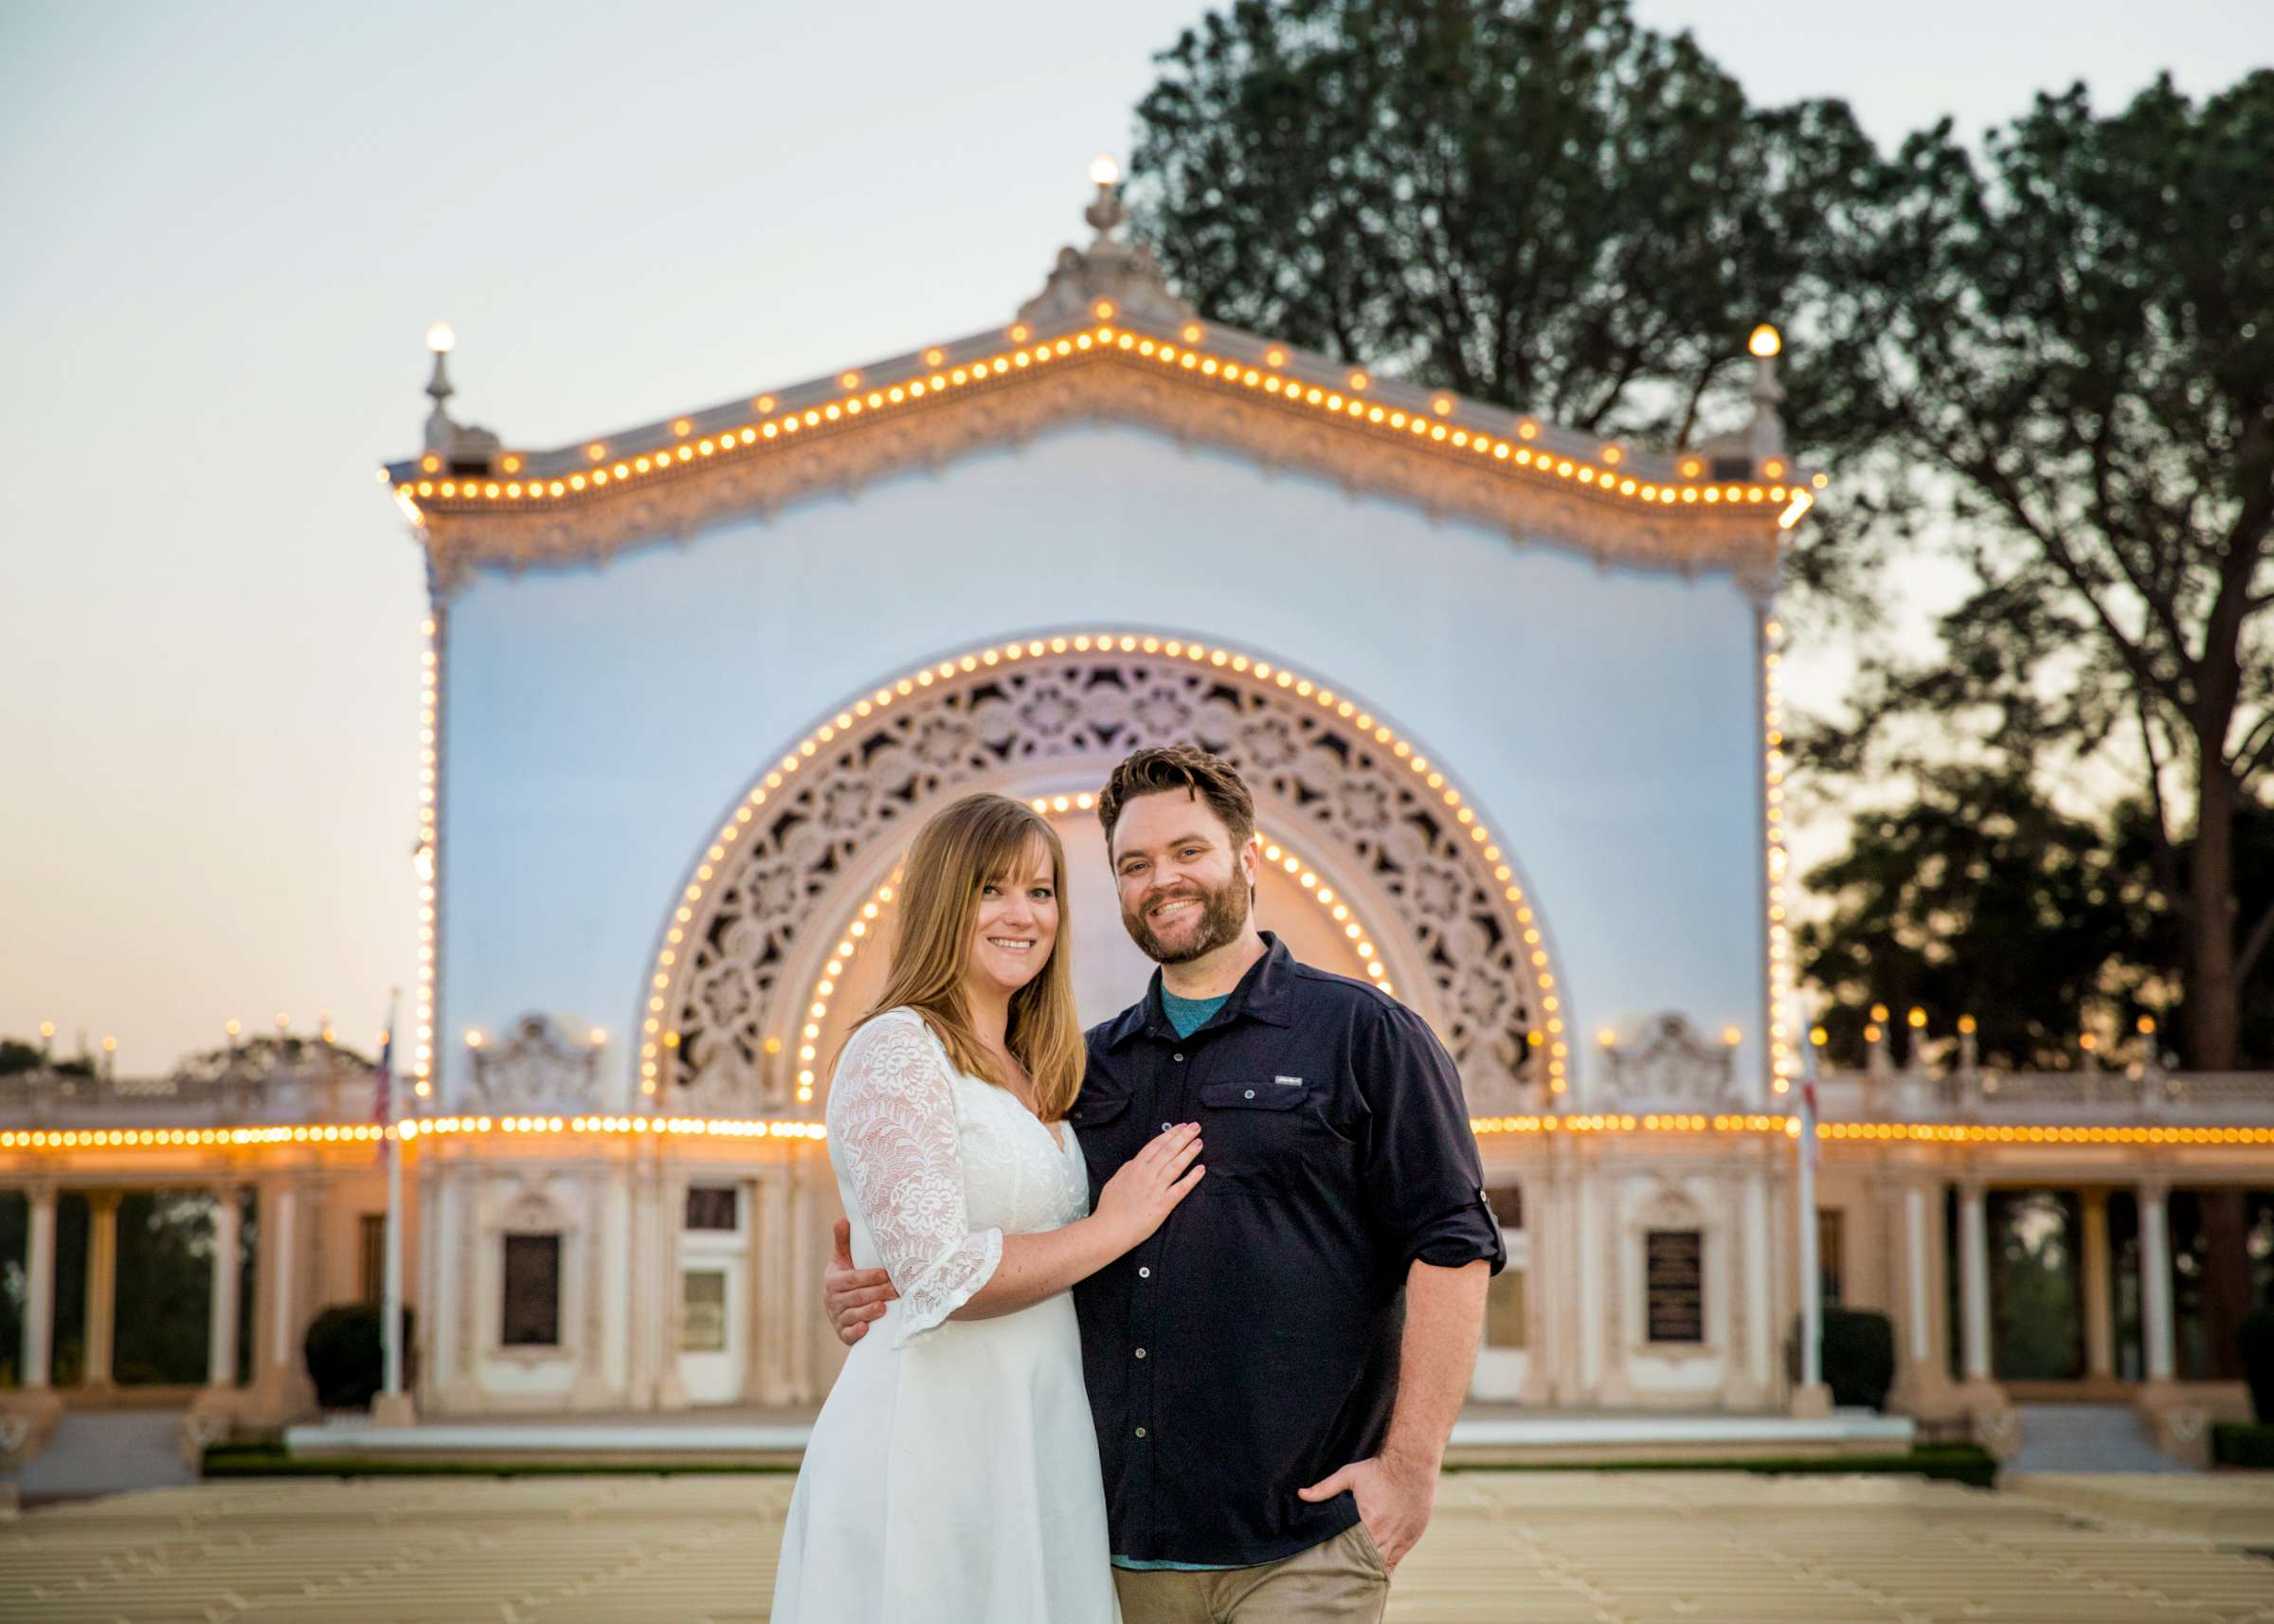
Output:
top-left (1747, 323), bottom-right (1786, 465)
top-left (424, 323), bottom-right (458, 454)
top-left (1019, 155), bottom-right (1197, 329)
top-left (1084, 153), bottom-right (1128, 240)
top-left (418, 321), bottom-right (503, 467)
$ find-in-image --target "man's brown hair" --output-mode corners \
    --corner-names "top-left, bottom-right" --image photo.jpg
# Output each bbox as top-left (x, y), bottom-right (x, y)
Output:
top-left (1097, 745), bottom-right (1256, 852)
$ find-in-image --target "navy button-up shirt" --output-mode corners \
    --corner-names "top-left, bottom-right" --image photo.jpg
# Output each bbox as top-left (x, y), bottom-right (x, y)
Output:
top-left (1069, 933), bottom-right (1506, 1567)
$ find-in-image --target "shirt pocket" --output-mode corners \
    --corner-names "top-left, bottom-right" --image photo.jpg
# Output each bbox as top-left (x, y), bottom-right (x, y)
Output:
top-left (1194, 1079), bottom-right (1308, 1182)
top-left (1067, 1089), bottom-right (1139, 1180)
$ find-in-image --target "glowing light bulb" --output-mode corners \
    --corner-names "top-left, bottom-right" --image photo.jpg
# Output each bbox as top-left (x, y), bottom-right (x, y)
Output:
top-left (1090, 153), bottom-right (1121, 187)
top-left (426, 322), bottom-right (456, 354)
top-left (1749, 323), bottom-right (1781, 358)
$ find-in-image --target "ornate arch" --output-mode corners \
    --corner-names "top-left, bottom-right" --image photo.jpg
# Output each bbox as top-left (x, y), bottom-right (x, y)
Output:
top-left (640, 630), bottom-right (1571, 1116)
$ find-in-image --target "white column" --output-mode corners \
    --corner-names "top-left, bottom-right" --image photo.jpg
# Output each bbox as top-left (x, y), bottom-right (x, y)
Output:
top-left (1576, 1162), bottom-right (1601, 1395)
top-left (788, 1169), bottom-right (817, 1399)
top-left (1743, 1169), bottom-right (1772, 1391)
top-left (1903, 1184), bottom-right (1934, 1366)
top-left (22, 1184), bottom-right (57, 1388)
top-left (2139, 1180), bottom-right (2175, 1381)
top-left (266, 1182), bottom-right (298, 1380)
top-left (2079, 1189), bottom-right (2114, 1380)
top-left (83, 1191), bottom-right (120, 1388)
top-left (206, 1186), bottom-right (243, 1388)
top-left (755, 1172), bottom-right (790, 1404)
top-left (1958, 1181), bottom-right (1992, 1382)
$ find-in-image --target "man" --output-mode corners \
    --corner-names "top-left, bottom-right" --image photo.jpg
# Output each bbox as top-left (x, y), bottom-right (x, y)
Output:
top-left (825, 745), bottom-right (1502, 1622)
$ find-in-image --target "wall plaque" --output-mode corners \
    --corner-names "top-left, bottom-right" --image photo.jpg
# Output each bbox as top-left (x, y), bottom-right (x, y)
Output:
top-left (501, 1234), bottom-right (561, 1347)
top-left (1645, 1229), bottom-right (1704, 1344)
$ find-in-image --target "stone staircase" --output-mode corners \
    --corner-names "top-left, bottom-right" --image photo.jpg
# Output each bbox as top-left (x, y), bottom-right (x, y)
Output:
top-left (2008, 1401), bottom-right (2192, 1472)
top-left (0, 1409), bottom-right (194, 1503)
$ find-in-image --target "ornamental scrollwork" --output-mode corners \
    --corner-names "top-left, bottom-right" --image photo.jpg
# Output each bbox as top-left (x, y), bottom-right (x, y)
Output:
top-left (1601, 1014), bottom-right (1739, 1109)
top-left (466, 1016), bottom-right (602, 1113)
top-left (660, 648), bottom-right (1548, 1119)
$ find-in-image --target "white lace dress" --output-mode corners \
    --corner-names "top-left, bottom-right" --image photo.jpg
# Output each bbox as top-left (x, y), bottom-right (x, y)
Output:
top-left (771, 1006), bottom-right (1115, 1623)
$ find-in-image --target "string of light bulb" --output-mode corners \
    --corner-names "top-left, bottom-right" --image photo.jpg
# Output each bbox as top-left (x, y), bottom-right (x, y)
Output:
top-left (641, 631), bottom-right (1566, 1101)
top-left (392, 322), bottom-right (1824, 528)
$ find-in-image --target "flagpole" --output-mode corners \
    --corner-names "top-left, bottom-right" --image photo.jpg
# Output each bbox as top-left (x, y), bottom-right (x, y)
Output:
top-left (1796, 1076), bottom-right (1825, 1400)
top-left (379, 986), bottom-right (407, 1419)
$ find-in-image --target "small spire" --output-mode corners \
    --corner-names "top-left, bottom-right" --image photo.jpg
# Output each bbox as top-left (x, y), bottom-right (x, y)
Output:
top-left (424, 323), bottom-right (458, 454)
top-left (416, 321), bottom-right (502, 467)
top-left (1747, 323), bottom-right (1786, 465)
top-left (1084, 153), bottom-right (1128, 242)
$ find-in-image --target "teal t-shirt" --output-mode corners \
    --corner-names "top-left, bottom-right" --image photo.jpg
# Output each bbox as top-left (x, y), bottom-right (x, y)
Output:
top-left (1159, 987), bottom-right (1228, 1038)
top-left (1113, 984), bottom-right (1236, 1572)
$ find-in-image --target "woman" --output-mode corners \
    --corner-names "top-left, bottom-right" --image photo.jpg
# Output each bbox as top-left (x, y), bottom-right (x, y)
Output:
top-left (771, 792), bottom-right (1205, 1624)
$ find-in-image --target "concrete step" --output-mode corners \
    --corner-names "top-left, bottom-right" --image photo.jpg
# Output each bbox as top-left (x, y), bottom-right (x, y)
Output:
top-left (2009, 1401), bottom-right (2193, 1472)
top-left (0, 1409), bottom-right (194, 1501)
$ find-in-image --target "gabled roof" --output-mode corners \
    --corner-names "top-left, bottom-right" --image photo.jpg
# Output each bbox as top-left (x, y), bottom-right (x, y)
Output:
top-left (386, 175), bottom-right (1817, 594)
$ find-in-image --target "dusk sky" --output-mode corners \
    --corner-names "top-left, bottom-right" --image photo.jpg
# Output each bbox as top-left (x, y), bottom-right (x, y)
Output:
top-left (5, 0), bottom-right (2267, 1073)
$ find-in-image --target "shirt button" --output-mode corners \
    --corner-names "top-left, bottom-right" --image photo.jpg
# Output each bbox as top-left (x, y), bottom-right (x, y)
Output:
top-left (1135, 1427), bottom-right (1146, 1438)
top-left (1135, 1347), bottom-right (1146, 1359)
top-left (1138, 1267), bottom-right (1151, 1278)
top-left (1162, 1122), bottom-right (1174, 1132)
top-left (1243, 1089), bottom-right (1255, 1099)
top-left (1173, 1053), bottom-right (1184, 1062)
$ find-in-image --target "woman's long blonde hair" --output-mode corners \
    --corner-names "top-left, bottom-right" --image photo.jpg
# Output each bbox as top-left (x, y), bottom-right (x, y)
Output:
top-left (842, 793), bottom-right (1086, 1118)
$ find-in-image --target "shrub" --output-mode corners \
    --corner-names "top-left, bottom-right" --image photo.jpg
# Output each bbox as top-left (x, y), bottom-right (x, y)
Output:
top-left (2241, 1307), bottom-right (2274, 1424)
top-left (2211, 1422), bottom-right (2274, 1470)
top-left (1786, 1308), bottom-right (1898, 1411)
top-left (1821, 1308), bottom-right (1897, 1411)
top-left (302, 1303), bottom-right (414, 1410)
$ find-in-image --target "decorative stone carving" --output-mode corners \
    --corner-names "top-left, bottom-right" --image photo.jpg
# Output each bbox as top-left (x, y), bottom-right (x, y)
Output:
top-left (1017, 165), bottom-right (1199, 331)
top-left (1602, 1015), bottom-right (1740, 1109)
top-left (414, 361), bottom-right (1778, 597)
top-left (466, 1016), bottom-right (601, 1112)
top-left (660, 646), bottom-right (1545, 1118)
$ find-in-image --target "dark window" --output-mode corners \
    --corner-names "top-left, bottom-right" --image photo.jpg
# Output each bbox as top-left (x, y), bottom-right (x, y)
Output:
top-left (685, 1185), bottom-right (738, 1231)
top-left (501, 1234), bottom-right (561, 1346)
top-left (1645, 1229), bottom-right (1705, 1344)
top-left (358, 1214), bottom-right (386, 1304)
top-left (1817, 1208), bottom-right (1845, 1307)
top-left (1484, 1184), bottom-right (1524, 1231)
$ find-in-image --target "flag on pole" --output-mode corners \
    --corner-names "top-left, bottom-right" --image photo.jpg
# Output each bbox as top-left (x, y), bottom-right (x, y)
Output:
top-left (373, 1021), bottom-right (395, 1164)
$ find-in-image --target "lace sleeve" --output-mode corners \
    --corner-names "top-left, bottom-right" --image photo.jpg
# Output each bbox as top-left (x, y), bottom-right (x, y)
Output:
top-left (827, 1010), bottom-right (1004, 1345)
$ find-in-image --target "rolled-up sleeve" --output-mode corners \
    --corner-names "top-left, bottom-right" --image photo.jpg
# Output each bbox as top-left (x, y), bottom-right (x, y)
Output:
top-left (1358, 1001), bottom-right (1507, 1274)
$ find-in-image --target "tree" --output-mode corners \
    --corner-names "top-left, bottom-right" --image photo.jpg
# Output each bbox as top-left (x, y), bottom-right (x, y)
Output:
top-left (1795, 764), bottom-right (2147, 1069)
top-left (0, 1038), bottom-right (92, 1076)
top-left (1128, 0), bottom-right (1873, 442)
top-left (1814, 73), bottom-right (2274, 1067)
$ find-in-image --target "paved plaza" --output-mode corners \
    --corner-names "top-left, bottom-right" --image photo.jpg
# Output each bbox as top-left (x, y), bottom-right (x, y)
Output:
top-left (3, 1470), bottom-right (2271, 1623)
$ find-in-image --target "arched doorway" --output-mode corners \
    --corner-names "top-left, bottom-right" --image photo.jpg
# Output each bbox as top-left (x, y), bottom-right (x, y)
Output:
top-left (639, 629), bottom-right (1569, 1118)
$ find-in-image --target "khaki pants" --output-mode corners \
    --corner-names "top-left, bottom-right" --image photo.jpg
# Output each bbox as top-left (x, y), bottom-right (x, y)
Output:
top-left (1112, 1523), bottom-right (1389, 1624)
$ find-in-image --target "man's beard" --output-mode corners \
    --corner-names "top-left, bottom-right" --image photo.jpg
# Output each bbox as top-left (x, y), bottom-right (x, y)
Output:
top-left (1122, 872), bottom-right (1251, 965)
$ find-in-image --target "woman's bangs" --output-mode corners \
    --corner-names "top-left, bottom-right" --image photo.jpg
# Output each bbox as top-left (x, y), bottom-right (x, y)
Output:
top-left (982, 822), bottom-right (1058, 893)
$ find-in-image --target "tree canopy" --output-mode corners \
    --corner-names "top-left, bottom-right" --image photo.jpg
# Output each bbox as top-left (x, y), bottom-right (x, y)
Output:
top-left (1130, 0), bottom-right (1872, 443)
top-left (1129, 2), bottom-right (2274, 1062)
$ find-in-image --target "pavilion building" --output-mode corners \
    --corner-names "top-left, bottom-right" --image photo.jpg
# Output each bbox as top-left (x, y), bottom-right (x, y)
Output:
top-left (3, 172), bottom-right (2267, 1471)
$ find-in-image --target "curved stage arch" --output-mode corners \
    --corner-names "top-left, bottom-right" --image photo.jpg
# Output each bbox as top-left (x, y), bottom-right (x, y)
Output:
top-left (640, 629), bottom-right (1571, 1117)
